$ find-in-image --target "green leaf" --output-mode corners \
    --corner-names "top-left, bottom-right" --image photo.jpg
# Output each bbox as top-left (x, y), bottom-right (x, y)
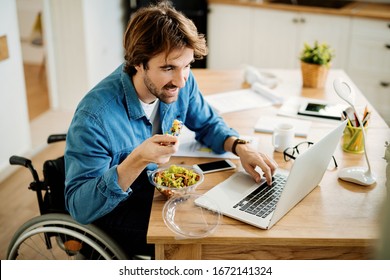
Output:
top-left (299, 40), bottom-right (334, 66)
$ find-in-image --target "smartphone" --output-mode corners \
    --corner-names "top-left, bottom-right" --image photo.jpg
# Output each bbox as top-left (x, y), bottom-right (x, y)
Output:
top-left (297, 101), bottom-right (346, 120)
top-left (193, 159), bottom-right (236, 174)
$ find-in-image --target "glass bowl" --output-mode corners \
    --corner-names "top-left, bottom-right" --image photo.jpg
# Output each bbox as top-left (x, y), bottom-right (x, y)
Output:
top-left (147, 164), bottom-right (204, 199)
top-left (162, 193), bottom-right (221, 238)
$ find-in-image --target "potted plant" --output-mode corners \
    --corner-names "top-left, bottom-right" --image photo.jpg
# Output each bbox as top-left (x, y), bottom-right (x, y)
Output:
top-left (300, 41), bottom-right (334, 88)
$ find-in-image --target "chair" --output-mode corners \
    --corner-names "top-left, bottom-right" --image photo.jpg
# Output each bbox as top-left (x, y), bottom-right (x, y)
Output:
top-left (7, 134), bottom-right (128, 260)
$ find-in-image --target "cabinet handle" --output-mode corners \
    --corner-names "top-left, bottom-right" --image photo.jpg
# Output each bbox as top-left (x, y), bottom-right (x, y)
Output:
top-left (380, 81), bottom-right (390, 87)
top-left (292, 18), bottom-right (305, 24)
top-left (386, 44), bottom-right (390, 49)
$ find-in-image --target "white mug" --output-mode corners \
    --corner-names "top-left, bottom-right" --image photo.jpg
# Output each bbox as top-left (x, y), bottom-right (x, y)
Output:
top-left (272, 123), bottom-right (295, 153)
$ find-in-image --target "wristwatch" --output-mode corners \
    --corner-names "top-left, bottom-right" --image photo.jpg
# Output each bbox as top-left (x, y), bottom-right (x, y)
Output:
top-left (232, 138), bottom-right (248, 156)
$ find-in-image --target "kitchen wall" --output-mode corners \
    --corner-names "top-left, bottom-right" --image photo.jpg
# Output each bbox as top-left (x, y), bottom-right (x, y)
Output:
top-left (0, 0), bottom-right (124, 182)
top-left (0, 0), bottom-right (31, 182)
top-left (44, 0), bottom-right (125, 111)
top-left (1, 0), bottom-right (388, 182)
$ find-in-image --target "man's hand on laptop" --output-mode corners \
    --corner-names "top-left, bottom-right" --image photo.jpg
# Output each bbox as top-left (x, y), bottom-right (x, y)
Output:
top-left (236, 145), bottom-right (278, 186)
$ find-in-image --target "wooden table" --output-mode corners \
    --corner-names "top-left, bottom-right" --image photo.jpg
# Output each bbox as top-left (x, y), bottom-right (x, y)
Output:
top-left (147, 68), bottom-right (390, 260)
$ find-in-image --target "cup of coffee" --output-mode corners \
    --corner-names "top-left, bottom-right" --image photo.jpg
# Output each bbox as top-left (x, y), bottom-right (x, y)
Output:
top-left (272, 123), bottom-right (295, 153)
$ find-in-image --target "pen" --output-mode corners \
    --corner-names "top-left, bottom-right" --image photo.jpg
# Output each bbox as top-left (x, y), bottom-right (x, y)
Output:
top-left (354, 112), bottom-right (360, 127)
top-left (342, 111), bottom-right (352, 127)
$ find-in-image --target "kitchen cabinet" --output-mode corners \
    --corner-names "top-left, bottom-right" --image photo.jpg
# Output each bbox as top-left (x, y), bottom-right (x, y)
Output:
top-left (346, 18), bottom-right (390, 123)
top-left (251, 9), bottom-right (350, 68)
top-left (207, 4), bottom-right (253, 69)
top-left (207, 3), bottom-right (390, 124)
top-left (207, 3), bottom-right (350, 69)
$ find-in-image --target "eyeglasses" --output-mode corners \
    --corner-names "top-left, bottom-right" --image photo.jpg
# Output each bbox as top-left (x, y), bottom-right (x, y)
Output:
top-left (283, 141), bottom-right (338, 168)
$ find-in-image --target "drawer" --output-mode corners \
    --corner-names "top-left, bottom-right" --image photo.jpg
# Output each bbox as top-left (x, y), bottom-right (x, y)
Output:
top-left (351, 18), bottom-right (390, 39)
top-left (348, 37), bottom-right (390, 76)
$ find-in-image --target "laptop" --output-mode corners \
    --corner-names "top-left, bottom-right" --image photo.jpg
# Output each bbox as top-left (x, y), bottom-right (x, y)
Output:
top-left (195, 120), bottom-right (347, 229)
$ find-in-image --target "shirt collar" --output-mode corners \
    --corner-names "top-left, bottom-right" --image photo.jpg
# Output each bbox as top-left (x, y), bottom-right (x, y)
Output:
top-left (120, 64), bottom-right (172, 121)
top-left (120, 64), bottom-right (146, 120)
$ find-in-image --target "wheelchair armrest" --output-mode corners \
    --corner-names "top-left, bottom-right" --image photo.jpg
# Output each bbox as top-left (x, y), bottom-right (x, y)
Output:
top-left (9, 155), bottom-right (31, 167)
top-left (47, 134), bottom-right (67, 144)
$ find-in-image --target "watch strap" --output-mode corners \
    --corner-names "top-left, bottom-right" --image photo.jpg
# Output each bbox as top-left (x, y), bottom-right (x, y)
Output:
top-left (232, 138), bottom-right (247, 156)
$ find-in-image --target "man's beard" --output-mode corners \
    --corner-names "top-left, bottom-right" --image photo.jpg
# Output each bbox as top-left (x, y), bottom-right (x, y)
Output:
top-left (143, 73), bottom-right (178, 104)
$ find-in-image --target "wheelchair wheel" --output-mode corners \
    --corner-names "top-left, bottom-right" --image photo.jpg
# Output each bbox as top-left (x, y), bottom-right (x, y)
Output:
top-left (7, 213), bottom-right (128, 260)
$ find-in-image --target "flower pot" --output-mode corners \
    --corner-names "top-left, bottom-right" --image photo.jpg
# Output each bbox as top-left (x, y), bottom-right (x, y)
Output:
top-left (300, 61), bottom-right (329, 88)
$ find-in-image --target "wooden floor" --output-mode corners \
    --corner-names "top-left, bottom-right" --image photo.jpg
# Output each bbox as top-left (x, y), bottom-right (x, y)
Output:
top-left (0, 142), bottom-right (66, 259)
top-left (0, 64), bottom-right (52, 259)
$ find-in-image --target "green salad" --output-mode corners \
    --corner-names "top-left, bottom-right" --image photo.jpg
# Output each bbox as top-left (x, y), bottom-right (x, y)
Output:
top-left (154, 165), bottom-right (200, 189)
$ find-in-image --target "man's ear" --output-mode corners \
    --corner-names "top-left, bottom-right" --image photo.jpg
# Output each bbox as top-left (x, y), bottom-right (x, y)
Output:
top-left (135, 63), bottom-right (148, 73)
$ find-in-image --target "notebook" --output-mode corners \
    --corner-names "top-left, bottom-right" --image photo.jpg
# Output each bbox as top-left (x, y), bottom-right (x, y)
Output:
top-left (195, 120), bottom-right (347, 230)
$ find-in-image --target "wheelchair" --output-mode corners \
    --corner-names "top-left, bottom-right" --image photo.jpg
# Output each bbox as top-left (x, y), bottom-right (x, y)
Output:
top-left (7, 134), bottom-right (128, 260)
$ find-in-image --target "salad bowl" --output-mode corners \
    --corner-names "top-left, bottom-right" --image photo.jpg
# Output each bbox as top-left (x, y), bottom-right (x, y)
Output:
top-left (147, 164), bottom-right (204, 199)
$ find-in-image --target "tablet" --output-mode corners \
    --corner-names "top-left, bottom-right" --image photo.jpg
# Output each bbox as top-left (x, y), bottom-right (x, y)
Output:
top-left (297, 101), bottom-right (345, 120)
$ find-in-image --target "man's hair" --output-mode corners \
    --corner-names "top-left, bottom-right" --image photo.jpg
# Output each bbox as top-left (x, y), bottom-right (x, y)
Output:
top-left (123, 1), bottom-right (208, 75)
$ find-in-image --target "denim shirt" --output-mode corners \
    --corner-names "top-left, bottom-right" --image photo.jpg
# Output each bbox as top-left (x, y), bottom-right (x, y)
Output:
top-left (64, 64), bottom-right (238, 224)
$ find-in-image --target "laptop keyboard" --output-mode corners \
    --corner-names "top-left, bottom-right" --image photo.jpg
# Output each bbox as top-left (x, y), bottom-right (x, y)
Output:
top-left (233, 173), bottom-right (287, 218)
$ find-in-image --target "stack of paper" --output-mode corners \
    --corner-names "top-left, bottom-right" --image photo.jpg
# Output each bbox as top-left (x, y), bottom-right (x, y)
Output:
top-left (254, 116), bottom-right (312, 137)
top-left (204, 81), bottom-right (285, 114)
top-left (204, 88), bottom-right (273, 114)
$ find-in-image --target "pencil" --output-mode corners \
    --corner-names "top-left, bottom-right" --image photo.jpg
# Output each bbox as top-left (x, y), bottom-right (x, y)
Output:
top-left (363, 105), bottom-right (368, 120)
top-left (363, 111), bottom-right (371, 127)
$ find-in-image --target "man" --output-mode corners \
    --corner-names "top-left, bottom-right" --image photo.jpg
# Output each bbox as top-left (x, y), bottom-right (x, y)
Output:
top-left (64, 1), bottom-right (277, 258)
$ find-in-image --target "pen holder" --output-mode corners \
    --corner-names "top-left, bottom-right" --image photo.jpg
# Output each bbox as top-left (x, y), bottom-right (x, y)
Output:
top-left (342, 126), bottom-right (367, 154)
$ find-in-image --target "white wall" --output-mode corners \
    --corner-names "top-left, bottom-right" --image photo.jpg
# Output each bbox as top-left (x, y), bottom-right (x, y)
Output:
top-left (83, 0), bottom-right (125, 88)
top-left (0, 0), bottom-right (32, 181)
top-left (44, 0), bottom-right (89, 111)
top-left (44, 0), bottom-right (124, 111)
top-left (0, 0), bottom-right (124, 182)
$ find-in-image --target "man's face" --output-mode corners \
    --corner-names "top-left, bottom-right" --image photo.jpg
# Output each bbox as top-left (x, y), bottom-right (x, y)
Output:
top-left (137, 47), bottom-right (194, 104)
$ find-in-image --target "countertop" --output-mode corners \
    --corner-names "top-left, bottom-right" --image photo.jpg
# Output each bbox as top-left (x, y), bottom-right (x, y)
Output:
top-left (208, 0), bottom-right (390, 20)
